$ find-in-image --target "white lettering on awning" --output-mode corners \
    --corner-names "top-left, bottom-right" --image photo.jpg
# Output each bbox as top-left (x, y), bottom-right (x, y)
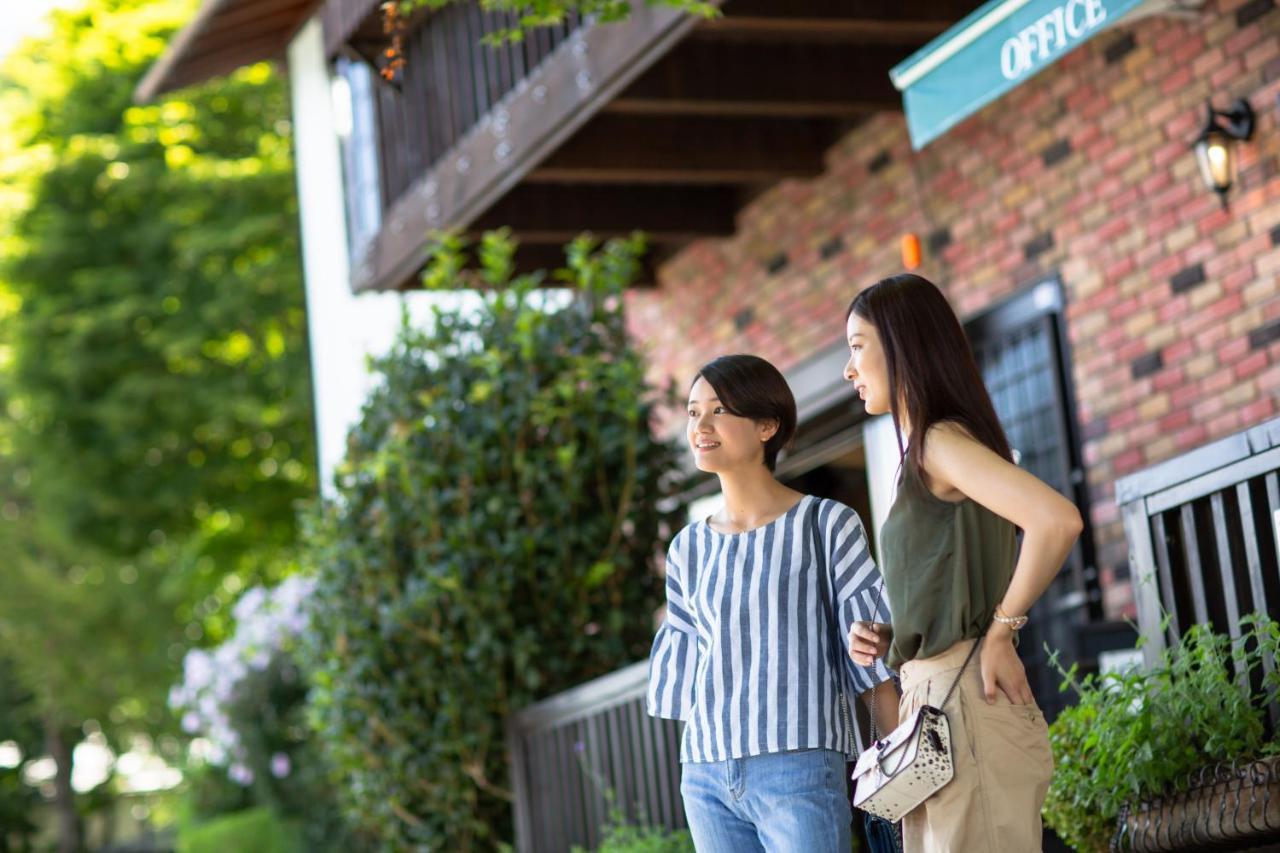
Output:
top-left (1001, 0), bottom-right (1107, 80)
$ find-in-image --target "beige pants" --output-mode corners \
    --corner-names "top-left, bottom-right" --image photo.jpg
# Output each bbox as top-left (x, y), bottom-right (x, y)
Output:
top-left (897, 640), bottom-right (1054, 853)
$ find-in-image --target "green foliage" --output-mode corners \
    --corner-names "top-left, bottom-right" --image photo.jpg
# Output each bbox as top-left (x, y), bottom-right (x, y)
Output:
top-left (177, 806), bottom-right (302, 853)
top-left (1, 0), bottom-right (314, 566)
top-left (567, 777), bottom-right (694, 853)
top-left (569, 747), bottom-right (694, 853)
top-left (169, 578), bottom-right (361, 846)
top-left (401, 0), bottom-right (720, 45)
top-left (1043, 614), bottom-right (1280, 853)
top-left (0, 663), bottom-right (40, 851)
top-left (0, 768), bottom-right (39, 853)
top-left (572, 814), bottom-right (695, 853)
top-left (0, 0), bottom-right (314, 748)
top-left (179, 762), bottom-right (254, 825)
top-left (2, 534), bottom-right (179, 734)
top-left (303, 230), bottom-right (681, 849)
top-left (220, 657), bottom-right (362, 850)
top-left (0, 657), bottom-right (42, 760)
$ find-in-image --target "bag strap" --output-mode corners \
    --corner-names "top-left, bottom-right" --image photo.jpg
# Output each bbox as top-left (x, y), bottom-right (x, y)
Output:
top-left (864, 569), bottom-right (983, 744)
top-left (810, 499), bottom-right (984, 748)
top-left (939, 633), bottom-right (983, 710)
top-left (808, 501), bottom-right (858, 755)
top-left (866, 578), bottom-right (885, 741)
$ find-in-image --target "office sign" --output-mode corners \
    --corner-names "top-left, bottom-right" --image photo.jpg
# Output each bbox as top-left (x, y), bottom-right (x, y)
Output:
top-left (890, 0), bottom-right (1149, 148)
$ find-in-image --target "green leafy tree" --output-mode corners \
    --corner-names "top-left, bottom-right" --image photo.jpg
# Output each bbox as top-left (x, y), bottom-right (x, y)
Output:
top-left (0, 0), bottom-right (315, 846)
top-left (1, 0), bottom-right (313, 579)
top-left (0, 658), bottom-right (41, 852)
top-left (303, 232), bottom-right (681, 849)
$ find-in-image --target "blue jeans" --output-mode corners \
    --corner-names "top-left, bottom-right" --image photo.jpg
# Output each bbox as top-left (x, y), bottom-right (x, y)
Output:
top-left (679, 749), bottom-right (852, 853)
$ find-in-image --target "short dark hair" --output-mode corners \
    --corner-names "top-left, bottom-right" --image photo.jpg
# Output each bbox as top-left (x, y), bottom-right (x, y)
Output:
top-left (691, 354), bottom-right (797, 471)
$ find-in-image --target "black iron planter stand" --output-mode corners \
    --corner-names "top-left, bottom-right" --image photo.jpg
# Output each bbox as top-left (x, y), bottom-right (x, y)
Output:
top-left (1113, 756), bottom-right (1280, 852)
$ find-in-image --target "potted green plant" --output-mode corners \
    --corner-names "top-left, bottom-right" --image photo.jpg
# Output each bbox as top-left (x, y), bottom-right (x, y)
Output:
top-left (1043, 614), bottom-right (1280, 852)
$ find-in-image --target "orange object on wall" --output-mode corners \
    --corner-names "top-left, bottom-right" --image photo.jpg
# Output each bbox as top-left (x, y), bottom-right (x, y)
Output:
top-left (902, 233), bottom-right (922, 270)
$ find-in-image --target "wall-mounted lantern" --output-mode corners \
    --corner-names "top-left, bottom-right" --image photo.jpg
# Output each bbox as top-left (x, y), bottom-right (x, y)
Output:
top-left (1192, 98), bottom-right (1255, 207)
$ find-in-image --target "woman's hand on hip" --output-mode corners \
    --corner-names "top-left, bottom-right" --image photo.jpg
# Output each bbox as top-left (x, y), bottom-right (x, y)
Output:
top-left (848, 621), bottom-right (891, 667)
top-left (980, 625), bottom-right (1034, 705)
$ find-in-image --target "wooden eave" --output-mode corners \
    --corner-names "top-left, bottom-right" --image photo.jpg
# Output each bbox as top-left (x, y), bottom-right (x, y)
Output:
top-left (353, 0), bottom-right (978, 292)
top-left (349, 2), bottom-right (712, 292)
top-left (135, 0), bottom-right (981, 289)
top-left (135, 0), bottom-right (320, 103)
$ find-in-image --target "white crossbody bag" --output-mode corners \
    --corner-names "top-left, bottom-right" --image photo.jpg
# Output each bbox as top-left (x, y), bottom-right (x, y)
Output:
top-left (850, 579), bottom-right (983, 823)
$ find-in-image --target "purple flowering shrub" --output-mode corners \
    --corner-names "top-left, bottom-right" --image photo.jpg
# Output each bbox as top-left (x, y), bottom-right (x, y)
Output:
top-left (170, 576), bottom-right (361, 849)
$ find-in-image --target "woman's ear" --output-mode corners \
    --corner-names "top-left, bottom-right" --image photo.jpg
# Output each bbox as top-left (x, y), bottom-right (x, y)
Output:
top-left (757, 418), bottom-right (780, 444)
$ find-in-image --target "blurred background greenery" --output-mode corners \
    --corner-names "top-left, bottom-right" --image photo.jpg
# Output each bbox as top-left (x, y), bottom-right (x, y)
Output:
top-left (0, 3), bottom-right (679, 849)
top-left (1, 0), bottom-right (317, 847)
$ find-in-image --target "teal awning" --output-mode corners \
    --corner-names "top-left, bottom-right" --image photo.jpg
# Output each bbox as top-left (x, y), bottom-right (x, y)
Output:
top-left (890, 0), bottom-right (1149, 149)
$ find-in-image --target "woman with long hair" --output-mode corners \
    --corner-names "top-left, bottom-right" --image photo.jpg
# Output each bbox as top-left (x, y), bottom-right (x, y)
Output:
top-left (843, 274), bottom-right (1081, 852)
top-left (646, 353), bottom-right (898, 852)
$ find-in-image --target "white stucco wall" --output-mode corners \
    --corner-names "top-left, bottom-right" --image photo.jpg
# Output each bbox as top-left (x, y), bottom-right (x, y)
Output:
top-left (863, 413), bottom-right (902, 561)
top-left (286, 20), bottom-right (451, 495)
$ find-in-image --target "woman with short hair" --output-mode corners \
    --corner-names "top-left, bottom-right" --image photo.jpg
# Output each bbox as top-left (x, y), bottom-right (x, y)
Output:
top-left (647, 353), bottom-right (897, 852)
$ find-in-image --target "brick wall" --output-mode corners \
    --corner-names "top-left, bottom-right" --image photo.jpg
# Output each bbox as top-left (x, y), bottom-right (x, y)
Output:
top-left (624, 0), bottom-right (1280, 619)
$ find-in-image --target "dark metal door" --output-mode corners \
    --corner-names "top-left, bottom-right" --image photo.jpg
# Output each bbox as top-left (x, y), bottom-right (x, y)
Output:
top-left (966, 277), bottom-right (1099, 718)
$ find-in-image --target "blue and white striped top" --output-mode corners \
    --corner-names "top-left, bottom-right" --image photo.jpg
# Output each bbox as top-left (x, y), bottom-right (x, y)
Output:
top-left (646, 495), bottom-right (893, 764)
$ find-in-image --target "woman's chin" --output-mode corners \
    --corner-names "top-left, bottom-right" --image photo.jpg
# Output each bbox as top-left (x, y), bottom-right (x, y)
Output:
top-left (694, 458), bottom-right (723, 473)
top-left (693, 451), bottom-right (737, 474)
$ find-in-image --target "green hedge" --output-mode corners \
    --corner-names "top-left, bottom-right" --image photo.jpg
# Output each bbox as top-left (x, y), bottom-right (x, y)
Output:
top-left (303, 233), bottom-right (682, 849)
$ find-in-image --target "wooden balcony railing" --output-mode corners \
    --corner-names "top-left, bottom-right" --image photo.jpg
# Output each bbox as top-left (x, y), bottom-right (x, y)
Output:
top-left (320, 0), bottom-right (715, 292)
top-left (1117, 416), bottom-right (1280, 669)
top-left (324, 0), bottom-right (583, 213)
top-left (389, 10), bottom-right (577, 206)
top-left (507, 661), bottom-right (687, 853)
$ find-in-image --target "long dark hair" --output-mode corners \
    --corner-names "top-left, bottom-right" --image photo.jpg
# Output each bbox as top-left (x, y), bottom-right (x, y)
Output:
top-left (692, 354), bottom-right (797, 471)
top-left (846, 274), bottom-right (1011, 480)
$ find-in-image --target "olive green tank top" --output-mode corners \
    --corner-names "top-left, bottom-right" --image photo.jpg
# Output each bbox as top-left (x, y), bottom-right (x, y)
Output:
top-left (879, 460), bottom-right (1018, 670)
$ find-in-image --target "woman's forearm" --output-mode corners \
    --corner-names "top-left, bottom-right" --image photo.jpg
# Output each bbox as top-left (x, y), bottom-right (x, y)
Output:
top-left (997, 515), bottom-right (1082, 618)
